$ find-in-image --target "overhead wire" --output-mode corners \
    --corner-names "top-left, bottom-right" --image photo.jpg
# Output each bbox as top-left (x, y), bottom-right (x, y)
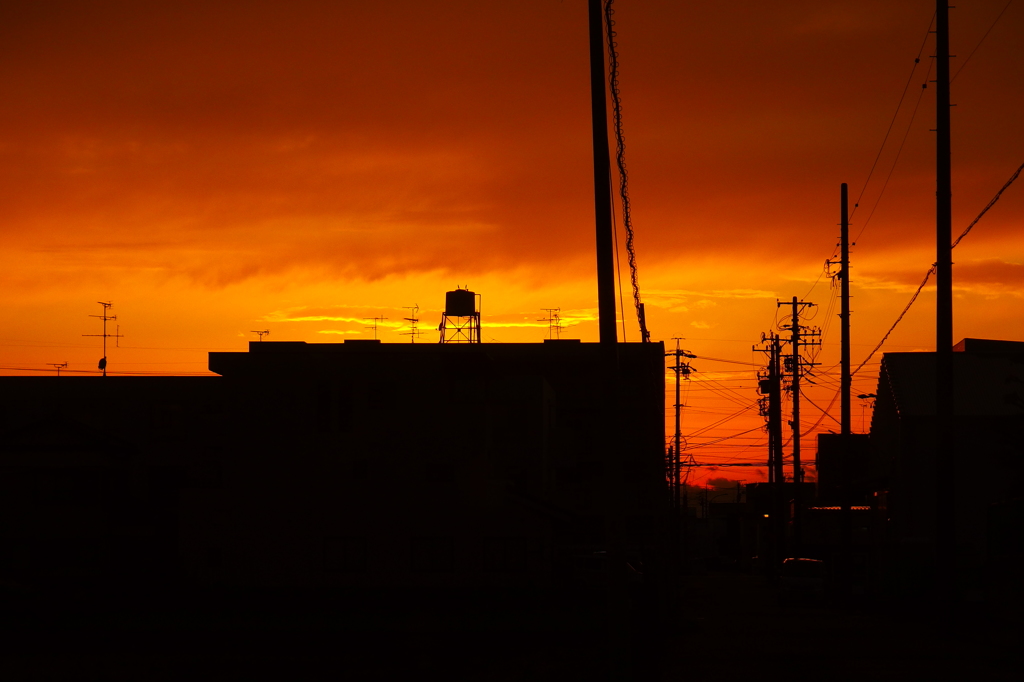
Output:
top-left (854, 160), bottom-right (1024, 375)
top-left (950, 0), bottom-right (1014, 83)
top-left (853, 57), bottom-right (934, 245)
top-left (849, 12), bottom-right (935, 223)
top-left (604, 0), bottom-right (648, 341)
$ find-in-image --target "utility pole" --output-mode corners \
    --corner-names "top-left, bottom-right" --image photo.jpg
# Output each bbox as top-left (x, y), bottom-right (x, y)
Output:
top-left (827, 182), bottom-right (856, 586)
top-left (778, 297), bottom-right (819, 551)
top-left (840, 184), bottom-right (851, 437)
top-left (935, 0), bottom-right (955, 596)
top-left (666, 339), bottom-right (694, 576)
top-left (588, 0), bottom-right (617, 345)
top-left (83, 301), bottom-right (122, 377)
top-left (756, 332), bottom-right (786, 569)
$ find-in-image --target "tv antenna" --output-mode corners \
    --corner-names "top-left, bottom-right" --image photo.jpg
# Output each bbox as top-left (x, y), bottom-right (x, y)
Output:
top-left (401, 305), bottom-right (423, 343)
top-left (47, 362), bottom-right (68, 377)
top-left (365, 316), bottom-right (388, 340)
top-left (252, 330), bottom-right (270, 341)
top-left (82, 301), bottom-right (123, 377)
top-left (539, 308), bottom-right (563, 340)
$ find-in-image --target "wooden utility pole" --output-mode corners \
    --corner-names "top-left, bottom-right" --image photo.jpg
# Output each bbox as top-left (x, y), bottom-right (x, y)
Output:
top-left (935, 0), bottom-right (955, 592)
top-left (755, 332), bottom-right (786, 569)
top-left (779, 298), bottom-right (819, 551)
top-left (589, 0), bottom-right (617, 345)
top-left (838, 183), bottom-right (854, 585)
top-left (840, 183), bottom-right (851, 437)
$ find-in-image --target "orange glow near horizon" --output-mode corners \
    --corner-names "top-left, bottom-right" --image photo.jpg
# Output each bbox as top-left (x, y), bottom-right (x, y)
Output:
top-left (2, 1), bottom-right (1023, 486)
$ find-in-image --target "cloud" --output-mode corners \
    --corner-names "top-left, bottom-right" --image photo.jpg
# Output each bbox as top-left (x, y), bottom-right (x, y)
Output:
top-left (859, 259), bottom-right (1024, 296)
top-left (646, 288), bottom-right (778, 302)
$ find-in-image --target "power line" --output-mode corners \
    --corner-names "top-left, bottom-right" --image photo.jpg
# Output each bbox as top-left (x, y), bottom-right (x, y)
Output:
top-left (951, 160), bottom-right (1024, 249)
top-left (853, 159), bottom-right (1024, 375)
top-left (950, 0), bottom-right (1014, 83)
top-left (853, 57), bottom-right (933, 244)
top-left (604, 0), bottom-right (648, 342)
top-left (849, 11), bottom-right (935, 223)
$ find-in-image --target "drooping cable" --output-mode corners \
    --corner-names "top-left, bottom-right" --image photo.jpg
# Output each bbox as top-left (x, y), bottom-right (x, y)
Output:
top-left (849, 12), bottom-right (935, 222)
top-left (951, 161), bottom-right (1024, 249)
top-left (852, 267), bottom-right (934, 377)
top-left (853, 160), bottom-right (1024, 375)
top-left (604, 0), bottom-right (648, 342)
top-left (853, 58), bottom-right (933, 244)
top-left (951, 0), bottom-right (1014, 83)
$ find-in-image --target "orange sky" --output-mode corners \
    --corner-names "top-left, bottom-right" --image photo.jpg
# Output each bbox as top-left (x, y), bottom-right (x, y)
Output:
top-left (2, 1), bottom-right (1023, 485)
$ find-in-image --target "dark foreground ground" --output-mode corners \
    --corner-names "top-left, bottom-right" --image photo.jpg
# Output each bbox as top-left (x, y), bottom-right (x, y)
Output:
top-left (671, 572), bottom-right (1024, 681)
top-left (3, 573), bottom-right (1022, 680)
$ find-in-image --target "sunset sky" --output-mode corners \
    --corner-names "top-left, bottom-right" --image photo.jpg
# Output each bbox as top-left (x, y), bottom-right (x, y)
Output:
top-left (2, 1), bottom-right (1022, 484)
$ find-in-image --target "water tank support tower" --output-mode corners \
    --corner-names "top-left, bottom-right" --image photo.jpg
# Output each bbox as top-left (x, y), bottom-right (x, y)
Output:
top-left (439, 288), bottom-right (481, 343)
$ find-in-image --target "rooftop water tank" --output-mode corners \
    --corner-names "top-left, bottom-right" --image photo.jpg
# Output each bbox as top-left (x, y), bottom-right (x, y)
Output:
top-left (445, 289), bottom-right (477, 317)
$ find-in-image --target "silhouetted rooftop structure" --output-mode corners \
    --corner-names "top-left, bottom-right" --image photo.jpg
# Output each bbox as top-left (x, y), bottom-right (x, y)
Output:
top-left (867, 338), bottom-right (1024, 600)
top-left (0, 340), bottom-right (668, 610)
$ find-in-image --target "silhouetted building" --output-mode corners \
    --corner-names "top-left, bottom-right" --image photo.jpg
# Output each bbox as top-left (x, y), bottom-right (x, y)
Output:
top-left (867, 337), bottom-right (1024, 597)
top-left (0, 340), bottom-right (667, 605)
top-left (815, 433), bottom-right (871, 502)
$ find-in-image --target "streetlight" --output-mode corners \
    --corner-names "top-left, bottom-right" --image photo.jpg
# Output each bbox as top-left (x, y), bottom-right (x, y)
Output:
top-left (857, 393), bottom-right (877, 433)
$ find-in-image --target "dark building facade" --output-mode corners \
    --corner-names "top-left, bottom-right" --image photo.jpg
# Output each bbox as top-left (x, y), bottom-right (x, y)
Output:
top-left (867, 338), bottom-right (1024, 598)
top-left (0, 340), bottom-right (667, 603)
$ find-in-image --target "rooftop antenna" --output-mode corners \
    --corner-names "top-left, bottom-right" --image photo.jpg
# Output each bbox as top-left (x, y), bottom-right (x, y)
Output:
top-left (365, 316), bottom-right (388, 340)
top-left (47, 362), bottom-right (68, 377)
top-left (83, 301), bottom-right (123, 377)
top-left (401, 305), bottom-right (423, 343)
top-left (539, 308), bottom-right (563, 340)
top-left (252, 330), bottom-right (270, 341)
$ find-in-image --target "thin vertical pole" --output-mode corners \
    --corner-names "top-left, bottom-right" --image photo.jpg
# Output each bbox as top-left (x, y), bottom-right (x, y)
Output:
top-left (768, 334), bottom-right (786, 566)
top-left (673, 342), bottom-right (682, 503)
top-left (589, 0), bottom-right (617, 345)
top-left (102, 313), bottom-right (107, 377)
top-left (839, 183), bottom-right (854, 584)
top-left (770, 335), bottom-right (785, 491)
top-left (790, 297), bottom-right (802, 488)
top-left (789, 298), bottom-right (803, 551)
top-left (935, 0), bottom-right (955, 591)
top-left (840, 183), bottom-right (851, 436)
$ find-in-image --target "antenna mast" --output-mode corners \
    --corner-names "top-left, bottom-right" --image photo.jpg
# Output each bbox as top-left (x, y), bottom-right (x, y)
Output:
top-left (539, 308), bottom-right (563, 340)
top-left (365, 316), bottom-right (388, 340)
top-left (402, 305), bottom-right (423, 343)
top-left (83, 301), bottom-right (123, 377)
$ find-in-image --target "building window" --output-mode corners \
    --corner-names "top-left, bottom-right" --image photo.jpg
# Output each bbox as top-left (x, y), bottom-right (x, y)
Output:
top-left (324, 537), bottom-right (367, 573)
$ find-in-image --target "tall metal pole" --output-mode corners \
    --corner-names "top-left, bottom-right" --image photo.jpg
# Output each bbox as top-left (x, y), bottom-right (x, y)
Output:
top-left (840, 183), bottom-right (851, 436)
top-left (935, 0), bottom-right (955, 590)
top-left (589, 0), bottom-right (617, 345)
